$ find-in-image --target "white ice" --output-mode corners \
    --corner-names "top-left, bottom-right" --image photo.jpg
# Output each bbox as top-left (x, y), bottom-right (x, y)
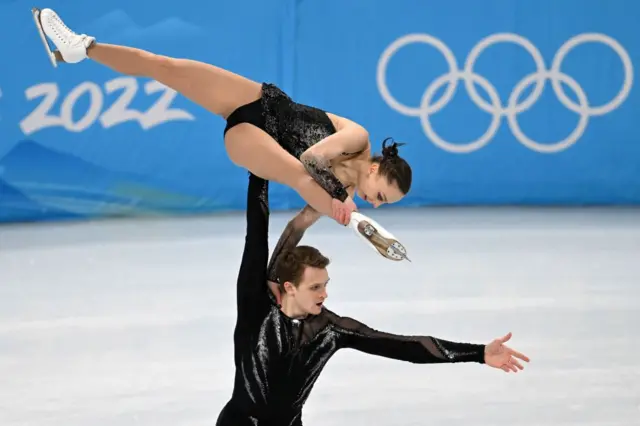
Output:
top-left (1, 207), bottom-right (639, 425)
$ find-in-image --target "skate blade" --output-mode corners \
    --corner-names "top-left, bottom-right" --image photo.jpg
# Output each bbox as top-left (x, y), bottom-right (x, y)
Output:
top-left (31, 7), bottom-right (58, 68)
top-left (388, 241), bottom-right (411, 262)
top-left (355, 220), bottom-right (411, 262)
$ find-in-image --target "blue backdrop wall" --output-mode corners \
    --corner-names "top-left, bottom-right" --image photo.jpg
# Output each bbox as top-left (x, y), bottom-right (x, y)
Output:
top-left (0, 0), bottom-right (638, 222)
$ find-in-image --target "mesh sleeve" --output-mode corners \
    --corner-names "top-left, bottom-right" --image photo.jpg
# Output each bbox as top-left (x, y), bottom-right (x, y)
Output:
top-left (301, 155), bottom-right (349, 202)
top-left (332, 314), bottom-right (485, 364)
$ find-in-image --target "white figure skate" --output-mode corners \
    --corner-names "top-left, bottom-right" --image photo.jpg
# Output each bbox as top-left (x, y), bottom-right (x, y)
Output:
top-left (349, 211), bottom-right (410, 262)
top-left (31, 7), bottom-right (95, 68)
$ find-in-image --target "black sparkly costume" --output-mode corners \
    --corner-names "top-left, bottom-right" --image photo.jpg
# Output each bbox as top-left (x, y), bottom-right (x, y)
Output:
top-left (224, 83), bottom-right (350, 202)
top-left (215, 173), bottom-right (487, 426)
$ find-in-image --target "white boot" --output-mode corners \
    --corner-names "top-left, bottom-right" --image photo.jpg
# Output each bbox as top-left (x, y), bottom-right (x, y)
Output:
top-left (349, 211), bottom-right (411, 262)
top-left (31, 7), bottom-right (95, 67)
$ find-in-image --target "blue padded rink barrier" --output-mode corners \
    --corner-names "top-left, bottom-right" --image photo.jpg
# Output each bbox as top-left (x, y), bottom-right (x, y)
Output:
top-left (1, 0), bottom-right (640, 424)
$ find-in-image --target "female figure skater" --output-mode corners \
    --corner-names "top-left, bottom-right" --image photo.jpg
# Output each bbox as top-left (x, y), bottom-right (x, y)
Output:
top-left (32, 8), bottom-right (413, 231)
top-left (219, 171), bottom-right (530, 425)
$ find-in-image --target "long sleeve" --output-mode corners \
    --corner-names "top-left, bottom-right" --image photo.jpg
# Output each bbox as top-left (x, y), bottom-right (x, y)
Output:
top-left (267, 205), bottom-right (321, 283)
top-left (235, 173), bottom-right (272, 328)
top-left (300, 154), bottom-right (349, 202)
top-left (332, 314), bottom-right (485, 364)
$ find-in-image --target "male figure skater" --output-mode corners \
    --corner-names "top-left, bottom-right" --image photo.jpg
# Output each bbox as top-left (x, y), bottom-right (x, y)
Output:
top-left (218, 173), bottom-right (530, 425)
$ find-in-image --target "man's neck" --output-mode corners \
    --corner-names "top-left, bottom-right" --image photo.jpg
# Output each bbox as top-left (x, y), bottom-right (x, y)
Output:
top-left (280, 296), bottom-right (308, 320)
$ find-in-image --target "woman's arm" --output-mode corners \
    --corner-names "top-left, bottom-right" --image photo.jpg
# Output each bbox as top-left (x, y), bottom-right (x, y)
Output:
top-left (299, 118), bottom-right (369, 202)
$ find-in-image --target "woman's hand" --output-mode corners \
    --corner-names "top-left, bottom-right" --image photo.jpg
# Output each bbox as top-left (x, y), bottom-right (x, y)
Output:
top-left (331, 196), bottom-right (357, 225)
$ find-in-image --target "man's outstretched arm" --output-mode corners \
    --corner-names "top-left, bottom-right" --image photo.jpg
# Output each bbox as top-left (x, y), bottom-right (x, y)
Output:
top-left (236, 174), bottom-right (272, 323)
top-left (333, 313), bottom-right (486, 364)
top-left (330, 312), bottom-right (530, 372)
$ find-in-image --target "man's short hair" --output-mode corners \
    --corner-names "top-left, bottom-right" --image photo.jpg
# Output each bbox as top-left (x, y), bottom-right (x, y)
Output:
top-left (275, 245), bottom-right (330, 290)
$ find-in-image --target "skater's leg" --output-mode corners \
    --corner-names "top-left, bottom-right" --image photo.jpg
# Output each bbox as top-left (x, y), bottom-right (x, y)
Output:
top-left (86, 44), bottom-right (261, 119)
top-left (37, 7), bottom-right (261, 119)
top-left (224, 124), bottom-right (339, 221)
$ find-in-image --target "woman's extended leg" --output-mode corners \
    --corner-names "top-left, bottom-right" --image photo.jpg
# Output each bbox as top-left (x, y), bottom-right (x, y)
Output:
top-left (37, 7), bottom-right (262, 119)
top-left (86, 44), bottom-right (261, 119)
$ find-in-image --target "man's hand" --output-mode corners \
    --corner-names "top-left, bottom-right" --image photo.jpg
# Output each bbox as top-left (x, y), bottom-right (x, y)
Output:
top-left (484, 332), bottom-right (530, 373)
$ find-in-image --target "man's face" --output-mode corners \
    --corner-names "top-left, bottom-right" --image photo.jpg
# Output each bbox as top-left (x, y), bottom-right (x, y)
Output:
top-left (288, 266), bottom-right (329, 315)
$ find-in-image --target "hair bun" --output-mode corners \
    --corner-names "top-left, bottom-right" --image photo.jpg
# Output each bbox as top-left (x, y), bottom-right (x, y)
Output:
top-left (382, 137), bottom-right (405, 159)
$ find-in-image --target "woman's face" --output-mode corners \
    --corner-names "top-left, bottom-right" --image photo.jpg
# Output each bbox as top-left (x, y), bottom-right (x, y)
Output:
top-left (356, 163), bottom-right (405, 208)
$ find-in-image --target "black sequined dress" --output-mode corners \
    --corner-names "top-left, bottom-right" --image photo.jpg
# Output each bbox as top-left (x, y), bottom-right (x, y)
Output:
top-left (224, 83), bottom-right (350, 202)
top-left (215, 174), bottom-right (486, 426)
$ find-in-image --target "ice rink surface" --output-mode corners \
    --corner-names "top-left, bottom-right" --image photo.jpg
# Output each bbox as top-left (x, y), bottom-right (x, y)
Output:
top-left (1, 207), bottom-right (639, 425)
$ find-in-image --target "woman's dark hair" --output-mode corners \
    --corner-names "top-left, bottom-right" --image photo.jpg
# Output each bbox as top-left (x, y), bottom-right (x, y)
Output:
top-left (371, 137), bottom-right (412, 194)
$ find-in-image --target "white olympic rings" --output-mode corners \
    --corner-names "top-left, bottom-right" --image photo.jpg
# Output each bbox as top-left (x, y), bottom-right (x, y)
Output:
top-left (376, 32), bottom-right (634, 153)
